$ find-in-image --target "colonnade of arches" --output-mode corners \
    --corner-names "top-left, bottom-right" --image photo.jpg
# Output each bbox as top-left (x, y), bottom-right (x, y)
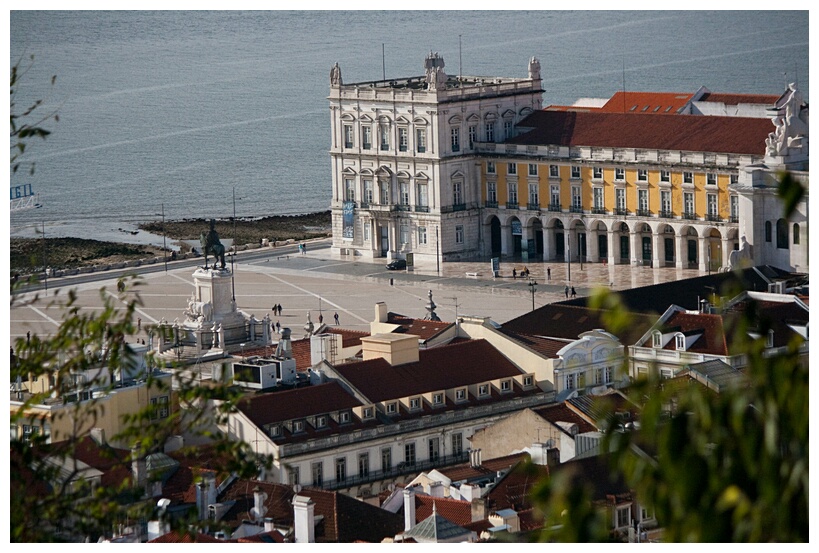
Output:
top-left (485, 214), bottom-right (739, 271)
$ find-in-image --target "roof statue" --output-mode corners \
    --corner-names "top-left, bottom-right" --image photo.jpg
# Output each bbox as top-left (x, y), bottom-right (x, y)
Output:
top-left (200, 219), bottom-right (226, 270)
top-left (424, 290), bottom-right (441, 321)
top-left (528, 56), bottom-right (541, 80)
top-left (727, 235), bottom-right (753, 271)
top-left (424, 52), bottom-right (447, 91)
top-left (330, 62), bottom-right (342, 87)
top-left (765, 83), bottom-right (809, 157)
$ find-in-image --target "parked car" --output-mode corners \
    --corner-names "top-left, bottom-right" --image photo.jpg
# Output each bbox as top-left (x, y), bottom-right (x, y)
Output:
top-left (386, 259), bottom-right (407, 270)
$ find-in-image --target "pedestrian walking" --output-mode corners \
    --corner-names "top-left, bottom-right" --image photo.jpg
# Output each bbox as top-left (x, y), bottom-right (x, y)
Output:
top-left (564, 285), bottom-right (569, 298)
top-left (26, 331), bottom-right (30, 345)
top-left (302, 243), bottom-right (307, 254)
top-left (278, 304), bottom-right (283, 316)
top-left (275, 320), bottom-right (281, 333)
top-left (137, 317), bottom-right (141, 331)
top-left (334, 312), bottom-right (340, 325)
top-left (547, 267), bottom-right (551, 280)
top-left (523, 266), bottom-right (529, 279)
top-left (512, 268), bottom-right (517, 279)
top-left (318, 313), bottom-right (324, 324)
top-left (571, 286), bottom-right (577, 298)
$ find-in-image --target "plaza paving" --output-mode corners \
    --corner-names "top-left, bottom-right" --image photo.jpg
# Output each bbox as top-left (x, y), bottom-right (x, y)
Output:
top-left (9, 238), bottom-right (707, 344)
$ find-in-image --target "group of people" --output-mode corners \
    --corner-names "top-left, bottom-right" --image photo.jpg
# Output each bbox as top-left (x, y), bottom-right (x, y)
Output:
top-left (318, 312), bottom-right (341, 325)
top-left (298, 243), bottom-right (307, 255)
top-left (564, 285), bottom-right (577, 299)
top-left (271, 303), bottom-right (283, 316)
top-left (511, 266), bottom-right (530, 280)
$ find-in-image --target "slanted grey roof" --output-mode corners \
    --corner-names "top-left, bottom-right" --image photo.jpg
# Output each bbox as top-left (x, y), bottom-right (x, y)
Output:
top-left (404, 504), bottom-right (473, 543)
top-left (685, 359), bottom-right (748, 392)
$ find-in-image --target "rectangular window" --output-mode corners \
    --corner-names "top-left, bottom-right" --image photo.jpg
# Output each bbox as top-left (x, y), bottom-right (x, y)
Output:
top-left (398, 127), bottom-right (408, 152)
top-left (707, 172), bottom-right (717, 185)
top-left (400, 181), bottom-right (409, 206)
top-left (565, 373), bottom-right (575, 390)
top-left (339, 411), bottom-right (350, 423)
top-left (508, 183), bottom-right (518, 204)
top-left (290, 466), bottom-right (300, 486)
top-left (523, 375), bottom-right (534, 387)
top-left (638, 189), bottom-right (648, 212)
top-left (315, 415), bottom-right (327, 428)
top-left (452, 433), bottom-right (463, 455)
top-left (335, 457), bottom-right (346, 483)
top-left (508, 163), bottom-right (517, 175)
top-left (485, 121), bottom-right (495, 142)
top-left (362, 126), bottom-right (372, 150)
top-left (549, 164), bottom-right (559, 178)
top-left (380, 181), bottom-right (389, 204)
top-left (730, 173), bottom-right (739, 185)
top-left (550, 185), bottom-right (560, 207)
top-left (572, 186), bottom-right (581, 208)
top-left (604, 366), bottom-right (613, 383)
top-left (615, 167), bottom-right (625, 181)
top-left (380, 123), bottom-right (390, 150)
top-left (417, 226), bottom-right (427, 245)
top-left (455, 225), bottom-right (464, 244)
top-left (661, 190), bottom-right (671, 214)
top-left (660, 170), bottom-right (670, 183)
top-left (478, 384), bottom-right (489, 396)
top-left (617, 506), bottom-right (631, 528)
top-left (381, 448), bottom-right (392, 471)
top-left (571, 165), bottom-right (581, 179)
top-left (386, 401), bottom-right (397, 414)
top-left (400, 224), bottom-right (409, 245)
top-left (637, 169), bottom-right (648, 182)
top-left (363, 179), bottom-right (373, 204)
top-left (528, 182), bottom-right (539, 206)
top-left (593, 188), bottom-right (604, 209)
top-left (293, 420), bottom-right (304, 433)
top-left (312, 462), bottom-right (323, 487)
top-left (409, 397), bottom-right (421, 410)
top-left (616, 188), bottom-right (626, 210)
top-left (684, 192), bottom-right (694, 216)
top-left (417, 183), bottom-right (428, 208)
top-left (344, 124), bottom-right (353, 148)
top-left (363, 406), bottom-right (374, 419)
top-left (707, 193), bottom-right (717, 216)
top-left (455, 388), bottom-right (466, 401)
top-left (345, 178), bottom-right (355, 202)
top-left (358, 453), bottom-right (369, 478)
top-left (593, 166), bottom-right (603, 180)
top-left (451, 127), bottom-right (460, 152)
top-left (730, 195), bottom-right (738, 220)
top-left (683, 171), bottom-right (693, 184)
top-left (528, 163), bottom-right (538, 177)
top-left (500, 380), bottom-right (511, 392)
top-left (150, 396), bottom-right (169, 420)
top-left (428, 437), bottom-right (440, 462)
top-left (405, 442), bottom-right (416, 466)
top-left (504, 120), bottom-right (513, 140)
top-left (486, 161), bottom-right (496, 174)
top-left (468, 125), bottom-right (477, 149)
top-left (453, 182), bottom-right (463, 205)
top-left (432, 393), bottom-right (443, 405)
top-left (416, 128), bottom-right (426, 153)
top-left (487, 182), bottom-right (497, 204)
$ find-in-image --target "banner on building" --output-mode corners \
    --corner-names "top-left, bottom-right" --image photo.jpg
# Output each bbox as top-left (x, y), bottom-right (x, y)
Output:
top-left (342, 201), bottom-right (355, 240)
top-left (511, 220), bottom-right (522, 235)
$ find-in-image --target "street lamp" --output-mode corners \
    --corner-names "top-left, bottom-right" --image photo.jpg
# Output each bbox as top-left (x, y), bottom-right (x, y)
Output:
top-left (528, 280), bottom-right (538, 312)
top-left (240, 342), bottom-right (246, 359)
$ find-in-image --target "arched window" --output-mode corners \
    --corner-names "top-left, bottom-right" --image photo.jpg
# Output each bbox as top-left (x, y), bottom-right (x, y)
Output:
top-left (765, 221), bottom-right (772, 242)
top-left (776, 219), bottom-right (789, 249)
top-left (793, 223), bottom-right (800, 245)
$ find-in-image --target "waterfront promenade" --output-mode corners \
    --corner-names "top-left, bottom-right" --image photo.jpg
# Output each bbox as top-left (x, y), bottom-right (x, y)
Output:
top-left (9, 238), bottom-right (706, 343)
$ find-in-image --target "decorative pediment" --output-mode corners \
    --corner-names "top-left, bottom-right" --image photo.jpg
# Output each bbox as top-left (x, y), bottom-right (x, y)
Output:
top-left (378, 114), bottom-right (392, 124)
top-left (359, 168), bottom-right (374, 176)
top-left (414, 171), bottom-right (430, 181)
top-left (341, 166), bottom-right (357, 175)
top-left (484, 112), bottom-right (498, 121)
top-left (359, 114), bottom-right (373, 122)
top-left (519, 107), bottom-right (534, 117)
top-left (340, 113), bottom-right (356, 122)
top-left (466, 113), bottom-right (481, 122)
top-left (502, 109), bottom-right (516, 119)
top-left (396, 170), bottom-right (412, 179)
top-left (450, 170), bottom-right (465, 180)
top-left (413, 116), bottom-right (429, 126)
top-left (448, 114), bottom-right (462, 124)
top-left (376, 166), bottom-right (393, 177)
top-left (395, 115), bottom-right (410, 125)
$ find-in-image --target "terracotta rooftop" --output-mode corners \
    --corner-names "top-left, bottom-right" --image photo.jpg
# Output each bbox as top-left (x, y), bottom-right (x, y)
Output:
top-left (331, 339), bottom-right (524, 403)
top-left (500, 329), bottom-right (572, 358)
top-left (484, 460), bottom-right (550, 512)
top-left (531, 402), bottom-right (598, 435)
top-left (324, 326), bottom-right (370, 348)
top-left (509, 109), bottom-right (773, 155)
top-left (598, 91), bottom-right (694, 114)
top-left (414, 494), bottom-right (473, 527)
top-left (237, 382), bottom-right (362, 429)
top-left (387, 312), bottom-right (453, 341)
top-left (436, 452), bottom-right (530, 484)
top-left (658, 311), bottom-right (728, 355)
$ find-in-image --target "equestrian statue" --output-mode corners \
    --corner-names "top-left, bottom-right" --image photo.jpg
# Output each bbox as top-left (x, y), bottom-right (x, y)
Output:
top-left (200, 219), bottom-right (226, 270)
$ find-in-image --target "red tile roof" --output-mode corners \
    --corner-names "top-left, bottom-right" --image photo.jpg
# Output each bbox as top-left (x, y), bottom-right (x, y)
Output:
top-left (531, 402), bottom-right (597, 435)
top-left (414, 495), bottom-right (473, 526)
top-left (237, 382), bottom-right (362, 428)
top-left (599, 91), bottom-right (694, 114)
top-left (484, 461), bottom-right (550, 512)
top-left (501, 330), bottom-right (571, 358)
top-left (659, 311), bottom-right (728, 355)
top-left (510, 110), bottom-right (773, 155)
top-left (698, 92), bottom-right (779, 105)
top-left (387, 312), bottom-right (453, 341)
top-left (325, 327), bottom-right (370, 348)
top-left (437, 452), bottom-right (530, 484)
top-left (332, 339), bottom-right (524, 403)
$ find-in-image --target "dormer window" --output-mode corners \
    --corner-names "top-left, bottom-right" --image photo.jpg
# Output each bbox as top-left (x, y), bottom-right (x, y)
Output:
top-left (675, 333), bottom-right (686, 351)
top-left (500, 380), bottom-right (511, 392)
top-left (652, 331), bottom-right (662, 348)
top-left (386, 402), bottom-right (398, 414)
top-left (363, 407), bottom-right (374, 420)
top-left (455, 388), bottom-right (467, 401)
top-left (293, 420), bottom-right (305, 433)
top-left (432, 393), bottom-right (443, 405)
top-left (339, 411), bottom-right (351, 424)
top-left (767, 330), bottom-right (774, 348)
top-left (523, 375), bottom-right (533, 388)
top-left (315, 415), bottom-right (327, 428)
top-left (409, 397), bottom-right (421, 410)
top-left (478, 384), bottom-right (489, 397)
top-left (268, 424), bottom-right (281, 437)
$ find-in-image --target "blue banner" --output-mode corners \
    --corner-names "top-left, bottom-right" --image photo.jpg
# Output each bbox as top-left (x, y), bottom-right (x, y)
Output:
top-left (342, 201), bottom-right (355, 240)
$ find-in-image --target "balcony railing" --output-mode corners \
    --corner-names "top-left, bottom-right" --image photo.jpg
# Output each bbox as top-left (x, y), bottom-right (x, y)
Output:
top-left (359, 201), bottom-right (370, 209)
top-left (706, 213), bottom-right (722, 222)
top-left (527, 203), bottom-right (541, 211)
top-left (414, 205), bottom-right (430, 213)
top-left (729, 215), bottom-right (739, 223)
top-left (506, 202), bottom-right (519, 209)
top-left (659, 210), bottom-right (673, 219)
top-left (683, 211), bottom-right (697, 220)
top-left (636, 209), bottom-right (651, 217)
top-left (452, 203), bottom-right (466, 212)
top-left (592, 207), bottom-right (607, 215)
top-left (570, 205), bottom-right (583, 213)
top-left (319, 451), bottom-right (470, 491)
top-left (485, 201), bottom-right (498, 208)
top-left (548, 203), bottom-right (562, 212)
top-left (614, 208), bottom-right (628, 216)
top-left (396, 204), bottom-right (411, 212)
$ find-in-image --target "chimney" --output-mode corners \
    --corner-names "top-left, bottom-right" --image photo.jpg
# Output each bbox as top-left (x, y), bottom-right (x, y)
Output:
top-left (90, 427), bottom-right (106, 446)
top-left (196, 481), bottom-right (208, 520)
top-left (204, 473), bottom-right (217, 507)
top-left (471, 497), bottom-right (486, 522)
top-left (360, 334), bottom-right (419, 365)
top-left (375, 302), bottom-right (388, 323)
top-left (253, 486), bottom-right (267, 518)
top-left (264, 517), bottom-right (275, 533)
top-left (469, 448), bottom-right (482, 468)
top-left (459, 483), bottom-right (477, 502)
top-left (403, 486), bottom-right (416, 531)
top-left (276, 328), bottom-right (293, 359)
top-left (292, 495), bottom-right (315, 543)
top-left (546, 447), bottom-right (561, 466)
top-left (131, 446), bottom-right (147, 495)
top-left (530, 442), bottom-right (549, 465)
top-left (428, 481), bottom-right (445, 498)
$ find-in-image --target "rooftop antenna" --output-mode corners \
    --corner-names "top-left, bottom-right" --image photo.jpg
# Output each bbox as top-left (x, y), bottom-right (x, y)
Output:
top-left (382, 43), bottom-right (386, 81)
top-left (459, 35), bottom-right (462, 81)
top-left (622, 59), bottom-right (626, 114)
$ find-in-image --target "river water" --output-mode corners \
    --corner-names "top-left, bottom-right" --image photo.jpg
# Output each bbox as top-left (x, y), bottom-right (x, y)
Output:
top-left (8, 10), bottom-right (809, 247)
